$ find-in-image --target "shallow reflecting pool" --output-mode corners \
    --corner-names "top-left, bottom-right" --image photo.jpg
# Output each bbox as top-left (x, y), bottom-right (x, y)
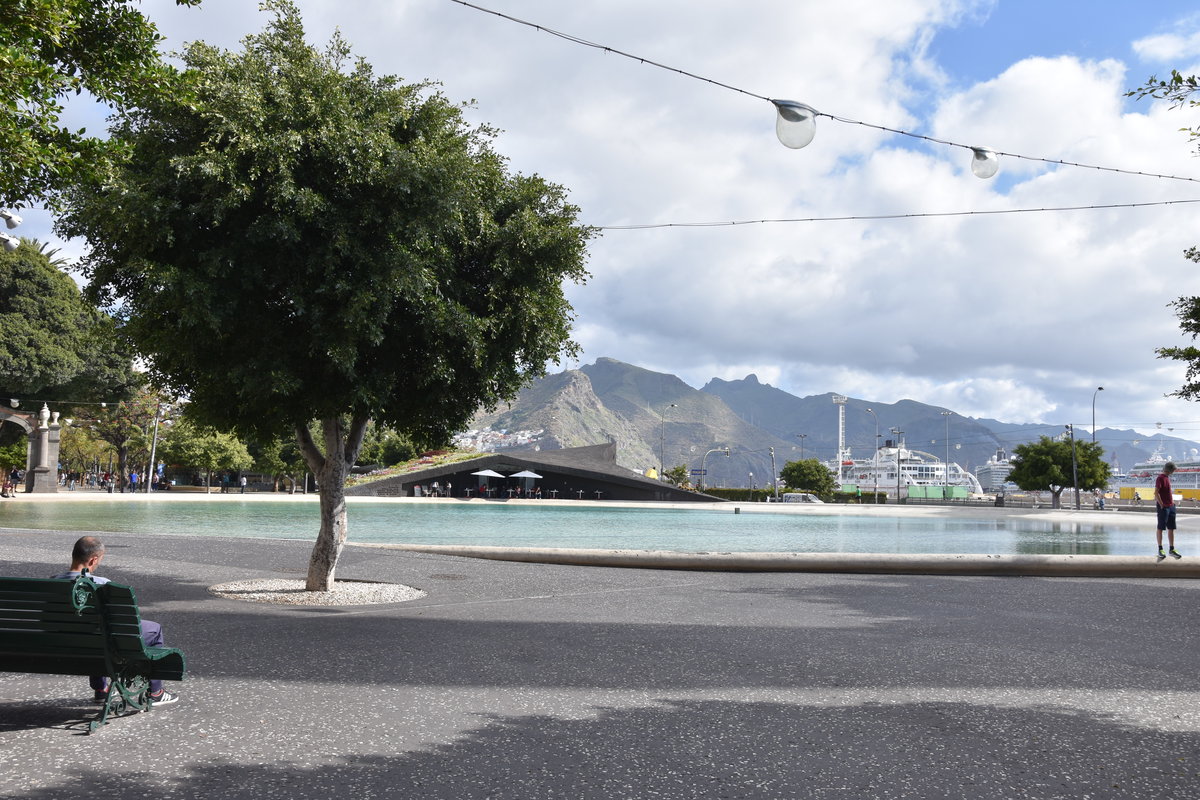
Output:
top-left (0, 498), bottom-right (1166, 556)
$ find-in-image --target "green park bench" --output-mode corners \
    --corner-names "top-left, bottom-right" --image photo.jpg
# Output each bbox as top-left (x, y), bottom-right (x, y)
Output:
top-left (0, 572), bottom-right (186, 733)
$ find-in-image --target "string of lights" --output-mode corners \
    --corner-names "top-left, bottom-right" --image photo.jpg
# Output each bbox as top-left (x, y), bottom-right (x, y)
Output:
top-left (7, 399), bottom-right (125, 410)
top-left (448, 0), bottom-right (1200, 185)
top-left (595, 198), bottom-right (1200, 230)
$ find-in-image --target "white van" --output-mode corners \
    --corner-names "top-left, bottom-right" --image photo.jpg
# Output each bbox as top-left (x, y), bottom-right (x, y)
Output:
top-left (781, 493), bottom-right (824, 504)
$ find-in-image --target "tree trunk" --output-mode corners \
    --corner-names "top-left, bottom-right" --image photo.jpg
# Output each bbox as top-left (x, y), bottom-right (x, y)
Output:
top-left (117, 446), bottom-right (129, 492)
top-left (297, 416), bottom-right (369, 592)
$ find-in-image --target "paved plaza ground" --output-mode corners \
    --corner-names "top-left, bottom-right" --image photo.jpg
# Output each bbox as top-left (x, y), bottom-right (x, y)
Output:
top-left (2, 507), bottom-right (1199, 798)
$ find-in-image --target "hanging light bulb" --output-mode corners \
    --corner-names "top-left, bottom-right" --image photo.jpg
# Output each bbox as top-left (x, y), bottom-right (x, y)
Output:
top-left (970, 147), bottom-right (999, 179)
top-left (772, 100), bottom-right (818, 149)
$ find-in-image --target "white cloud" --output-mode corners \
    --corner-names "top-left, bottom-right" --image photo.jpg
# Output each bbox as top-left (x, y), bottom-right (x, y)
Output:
top-left (13, 0), bottom-right (1200, 438)
top-left (1133, 30), bottom-right (1200, 63)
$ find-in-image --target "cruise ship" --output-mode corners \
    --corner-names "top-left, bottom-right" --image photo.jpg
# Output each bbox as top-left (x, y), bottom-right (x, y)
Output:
top-left (1119, 445), bottom-right (1200, 496)
top-left (974, 447), bottom-right (1014, 493)
top-left (832, 439), bottom-right (983, 498)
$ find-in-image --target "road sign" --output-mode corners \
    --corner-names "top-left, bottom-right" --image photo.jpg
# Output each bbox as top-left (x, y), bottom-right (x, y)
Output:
top-left (690, 469), bottom-right (707, 476)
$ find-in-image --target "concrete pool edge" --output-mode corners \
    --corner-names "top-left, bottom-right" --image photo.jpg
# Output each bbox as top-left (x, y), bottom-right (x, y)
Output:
top-left (351, 543), bottom-right (1200, 578)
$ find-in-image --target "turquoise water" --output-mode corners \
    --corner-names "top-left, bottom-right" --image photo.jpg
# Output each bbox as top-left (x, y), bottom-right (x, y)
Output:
top-left (0, 498), bottom-right (1165, 555)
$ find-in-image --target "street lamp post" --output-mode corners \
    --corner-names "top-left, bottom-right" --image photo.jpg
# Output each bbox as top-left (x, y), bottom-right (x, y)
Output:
top-left (769, 447), bottom-right (779, 501)
top-left (1092, 386), bottom-right (1104, 443)
top-left (699, 447), bottom-right (730, 490)
top-left (1067, 424), bottom-right (1080, 510)
top-left (145, 402), bottom-right (163, 493)
top-left (941, 411), bottom-right (952, 500)
top-left (890, 427), bottom-right (904, 501)
top-left (865, 408), bottom-right (880, 500)
top-left (658, 403), bottom-right (677, 479)
top-left (795, 433), bottom-right (807, 460)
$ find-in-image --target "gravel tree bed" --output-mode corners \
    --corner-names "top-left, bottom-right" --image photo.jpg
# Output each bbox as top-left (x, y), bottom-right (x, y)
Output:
top-left (209, 578), bottom-right (426, 606)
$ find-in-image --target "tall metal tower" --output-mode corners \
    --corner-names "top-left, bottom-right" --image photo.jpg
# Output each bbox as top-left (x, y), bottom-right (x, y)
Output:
top-left (832, 395), bottom-right (848, 482)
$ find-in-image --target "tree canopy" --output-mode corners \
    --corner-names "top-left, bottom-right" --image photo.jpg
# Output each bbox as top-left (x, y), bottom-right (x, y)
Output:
top-left (0, 238), bottom-right (136, 413)
top-left (1, 0), bottom-right (200, 209)
top-left (1007, 434), bottom-right (1109, 508)
top-left (59, 2), bottom-right (593, 589)
top-left (159, 418), bottom-right (252, 491)
top-left (780, 458), bottom-right (837, 497)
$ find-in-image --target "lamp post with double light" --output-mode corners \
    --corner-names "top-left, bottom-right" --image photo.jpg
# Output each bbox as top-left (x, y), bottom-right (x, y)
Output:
top-left (890, 427), bottom-right (904, 501)
top-left (865, 408), bottom-right (880, 499)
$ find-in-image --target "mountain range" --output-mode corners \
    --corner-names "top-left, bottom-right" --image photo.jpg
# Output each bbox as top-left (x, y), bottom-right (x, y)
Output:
top-left (467, 358), bottom-right (1200, 488)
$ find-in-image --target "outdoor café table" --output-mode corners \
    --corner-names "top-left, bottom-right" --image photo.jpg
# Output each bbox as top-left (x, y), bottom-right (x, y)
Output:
top-left (594, 491), bottom-right (603, 500)
top-left (464, 488), bottom-right (473, 498)
top-left (576, 490), bottom-right (585, 499)
top-left (507, 488), bottom-right (516, 499)
top-left (549, 490), bottom-right (558, 499)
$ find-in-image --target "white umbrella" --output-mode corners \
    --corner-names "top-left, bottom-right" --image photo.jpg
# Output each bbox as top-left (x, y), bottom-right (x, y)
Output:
top-left (509, 470), bottom-right (542, 479)
top-left (471, 469), bottom-right (505, 478)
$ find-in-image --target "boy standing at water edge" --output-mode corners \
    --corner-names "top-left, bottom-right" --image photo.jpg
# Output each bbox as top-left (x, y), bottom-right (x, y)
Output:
top-left (1155, 462), bottom-right (1183, 562)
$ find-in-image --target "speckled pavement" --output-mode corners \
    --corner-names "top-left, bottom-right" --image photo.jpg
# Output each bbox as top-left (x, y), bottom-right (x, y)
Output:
top-left (2, 528), bottom-right (1198, 799)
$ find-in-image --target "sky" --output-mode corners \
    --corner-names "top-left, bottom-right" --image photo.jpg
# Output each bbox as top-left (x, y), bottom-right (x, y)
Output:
top-left (15, 0), bottom-right (1200, 438)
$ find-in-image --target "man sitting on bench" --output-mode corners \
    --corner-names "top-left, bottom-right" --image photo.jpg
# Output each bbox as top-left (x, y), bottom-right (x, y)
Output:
top-left (51, 536), bottom-right (180, 706)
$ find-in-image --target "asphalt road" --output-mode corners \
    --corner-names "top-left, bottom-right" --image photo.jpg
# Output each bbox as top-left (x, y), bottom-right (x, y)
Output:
top-left (2, 528), bottom-right (1198, 799)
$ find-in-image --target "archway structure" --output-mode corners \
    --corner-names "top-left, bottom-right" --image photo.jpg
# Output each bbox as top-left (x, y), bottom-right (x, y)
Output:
top-left (0, 404), bottom-right (61, 493)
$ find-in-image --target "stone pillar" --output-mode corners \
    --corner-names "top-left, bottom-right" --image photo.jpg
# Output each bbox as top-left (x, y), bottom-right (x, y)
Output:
top-left (25, 403), bottom-right (59, 493)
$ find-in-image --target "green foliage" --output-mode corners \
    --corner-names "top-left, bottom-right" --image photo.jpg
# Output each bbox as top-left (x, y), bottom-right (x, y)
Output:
top-left (780, 458), bottom-right (837, 497)
top-left (58, 423), bottom-right (107, 473)
top-left (1129, 72), bottom-right (1200, 399)
top-left (0, 0), bottom-right (201, 209)
top-left (58, 2), bottom-right (592, 588)
top-left (1156, 248), bottom-right (1200, 399)
top-left (1007, 435), bottom-right (1110, 508)
top-left (1127, 70), bottom-right (1200, 153)
top-left (702, 487), bottom-right (775, 502)
top-left (0, 439), bottom-right (26, 472)
top-left (91, 389), bottom-right (157, 453)
top-left (357, 425), bottom-right (418, 467)
top-left (159, 418), bottom-right (252, 478)
top-left (60, 1), bottom-right (593, 447)
top-left (0, 239), bottom-right (136, 406)
top-left (661, 464), bottom-right (691, 488)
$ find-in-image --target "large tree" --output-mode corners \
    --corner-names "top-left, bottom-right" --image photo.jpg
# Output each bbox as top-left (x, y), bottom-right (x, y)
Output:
top-left (159, 418), bottom-right (252, 493)
top-left (1, 0), bottom-right (200, 209)
top-left (0, 238), bottom-right (137, 421)
top-left (91, 387), bottom-right (159, 491)
top-left (1007, 435), bottom-right (1110, 509)
top-left (60, 3), bottom-right (593, 590)
top-left (780, 458), bottom-right (837, 497)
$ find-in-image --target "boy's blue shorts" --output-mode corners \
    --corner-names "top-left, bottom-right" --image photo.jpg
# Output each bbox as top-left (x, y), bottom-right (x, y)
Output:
top-left (1157, 504), bottom-right (1177, 530)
